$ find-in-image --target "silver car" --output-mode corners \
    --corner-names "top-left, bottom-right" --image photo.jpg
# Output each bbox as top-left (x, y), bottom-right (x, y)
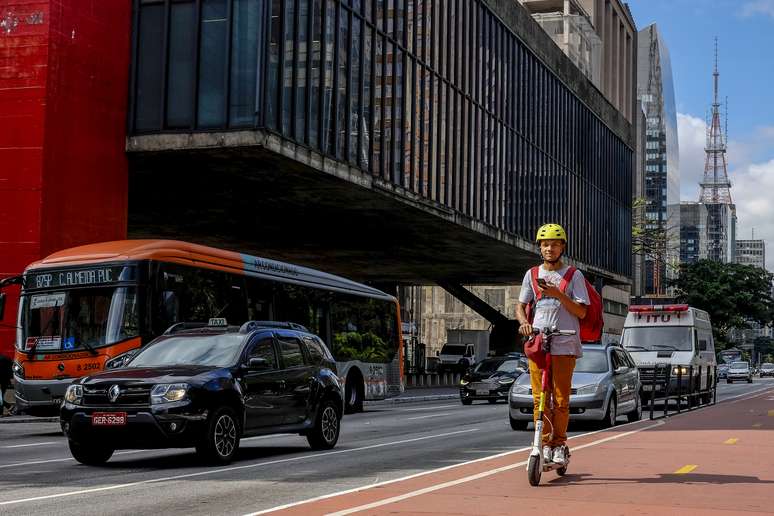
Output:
top-left (508, 344), bottom-right (642, 430)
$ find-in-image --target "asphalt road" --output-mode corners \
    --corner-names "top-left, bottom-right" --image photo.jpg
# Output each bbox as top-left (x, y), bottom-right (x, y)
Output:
top-left (1, 379), bottom-right (771, 516)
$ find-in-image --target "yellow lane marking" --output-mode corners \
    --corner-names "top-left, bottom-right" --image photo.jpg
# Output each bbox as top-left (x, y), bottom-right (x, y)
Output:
top-left (724, 438), bottom-right (738, 445)
top-left (753, 423), bottom-right (763, 428)
top-left (674, 465), bottom-right (698, 474)
top-left (768, 410), bottom-right (774, 417)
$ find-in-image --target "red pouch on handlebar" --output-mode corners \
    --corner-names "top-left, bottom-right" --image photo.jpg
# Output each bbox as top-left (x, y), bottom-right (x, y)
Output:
top-left (524, 333), bottom-right (547, 370)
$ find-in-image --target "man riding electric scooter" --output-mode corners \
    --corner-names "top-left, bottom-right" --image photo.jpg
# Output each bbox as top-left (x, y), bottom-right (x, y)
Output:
top-left (515, 224), bottom-right (590, 467)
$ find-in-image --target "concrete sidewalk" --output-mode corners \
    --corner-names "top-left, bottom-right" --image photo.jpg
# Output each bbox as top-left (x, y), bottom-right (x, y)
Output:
top-left (267, 385), bottom-right (774, 515)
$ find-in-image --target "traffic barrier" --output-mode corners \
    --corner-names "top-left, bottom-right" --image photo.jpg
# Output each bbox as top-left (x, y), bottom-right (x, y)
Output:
top-left (405, 372), bottom-right (462, 388)
top-left (641, 363), bottom-right (717, 420)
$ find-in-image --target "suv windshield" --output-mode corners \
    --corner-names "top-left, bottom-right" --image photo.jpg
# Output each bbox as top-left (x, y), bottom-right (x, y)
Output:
top-left (621, 327), bottom-right (693, 352)
top-left (574, 350), bottom-right (609, 373)
top-left (20, 287), bottom-right (139, 353)
top-left (440, 345), bottom-right (465, 355)
top-left (473, 359), bottom-right (522, 374)
top-left (129, 334), bottom-right (244, 368)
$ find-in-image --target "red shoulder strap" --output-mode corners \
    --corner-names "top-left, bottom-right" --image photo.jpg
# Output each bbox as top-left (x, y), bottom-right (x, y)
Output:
top-left (559, 266), bottom-right (577, 294)
top-left (530, 266), bottom-right (542, 301)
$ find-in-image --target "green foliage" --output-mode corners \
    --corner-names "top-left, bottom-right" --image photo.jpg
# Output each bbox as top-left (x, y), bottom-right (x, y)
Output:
top-left (668, 260), bottom-right (774, 348)
top-left (332, 331), bottom-right (393, 362)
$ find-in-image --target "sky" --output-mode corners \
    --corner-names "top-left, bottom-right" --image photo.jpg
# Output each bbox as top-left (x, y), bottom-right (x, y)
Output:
top-left (626, 0), bottom-right (774, 270)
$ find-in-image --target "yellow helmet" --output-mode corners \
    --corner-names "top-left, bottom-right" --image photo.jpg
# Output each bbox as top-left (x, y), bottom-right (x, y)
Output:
top-left (535, 223), bottom-right (567, 243)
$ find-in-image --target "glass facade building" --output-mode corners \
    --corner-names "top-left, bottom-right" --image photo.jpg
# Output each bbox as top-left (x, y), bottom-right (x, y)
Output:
top-left (129, 0), bottom-right (634, 279)
top-left (637, 24), bottom-right (679, 295)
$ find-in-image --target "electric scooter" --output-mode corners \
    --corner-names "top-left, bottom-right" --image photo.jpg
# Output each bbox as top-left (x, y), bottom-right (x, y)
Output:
top-left (527, 326), bottom-right (577, 486)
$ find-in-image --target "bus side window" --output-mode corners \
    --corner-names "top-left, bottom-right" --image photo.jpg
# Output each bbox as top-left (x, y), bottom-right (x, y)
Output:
top-left (245, 276), bottom-right (274, 321)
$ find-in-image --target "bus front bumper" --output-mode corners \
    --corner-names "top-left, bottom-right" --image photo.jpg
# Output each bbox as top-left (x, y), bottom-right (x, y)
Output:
top-left (14, 378), bottom-right (75, 416)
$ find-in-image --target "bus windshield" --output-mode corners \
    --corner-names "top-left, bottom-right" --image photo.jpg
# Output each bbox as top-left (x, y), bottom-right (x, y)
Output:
top-left (621, 326), bottom-right (693, 352)
top-left (19, 287), bottom-right (140, 353)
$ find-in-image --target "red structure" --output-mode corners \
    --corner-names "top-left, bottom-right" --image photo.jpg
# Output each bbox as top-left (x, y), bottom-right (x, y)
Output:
top-left (0, 0), bottom-right (132, 358)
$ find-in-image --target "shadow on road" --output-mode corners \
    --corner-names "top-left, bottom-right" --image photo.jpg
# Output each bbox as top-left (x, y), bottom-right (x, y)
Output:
top-left (545, 472), bottom-right (774, 486)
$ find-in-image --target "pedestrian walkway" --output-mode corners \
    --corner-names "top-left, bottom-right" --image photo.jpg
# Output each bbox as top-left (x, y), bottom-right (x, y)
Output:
top-left (264, 385), bottom-right (774, 515)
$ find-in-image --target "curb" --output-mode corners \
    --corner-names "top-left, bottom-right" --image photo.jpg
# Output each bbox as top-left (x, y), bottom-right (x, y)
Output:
top-left (0, 416), bottom-right (59, 424)
top-left (364, 393), bottom-right (459, 406)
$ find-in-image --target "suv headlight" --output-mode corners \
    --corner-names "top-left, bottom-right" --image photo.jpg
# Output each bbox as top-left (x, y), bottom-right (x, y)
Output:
top-left (105, 350), bottom-right (138, 369)
top-left (498, 377), bottom-right (515, 385)
top-left (151, 383), bottom-right (189, 404)
top-left (511, 384), bottom-right (530, 395)
top-left (576, 384), bottom-right (598, 396)
top-left (11, 361), bottom-right (24, 379)
top-left (460, 379), bottom-right (469, 386)
top-left (672, 366), bottom-right (689, 376)
top-left (64, 384), bottom-right (83, 405)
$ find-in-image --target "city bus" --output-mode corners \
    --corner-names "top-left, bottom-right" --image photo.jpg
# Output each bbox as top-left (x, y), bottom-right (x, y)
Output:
top-left (3, 240), bottom-right (403, 415)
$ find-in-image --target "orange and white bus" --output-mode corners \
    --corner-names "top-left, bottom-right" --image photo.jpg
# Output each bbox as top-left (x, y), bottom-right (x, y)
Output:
top-left (3, 240), bottom-right (402, 415)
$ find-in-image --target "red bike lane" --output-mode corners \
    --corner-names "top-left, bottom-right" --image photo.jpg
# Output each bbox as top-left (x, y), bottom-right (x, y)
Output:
top-left (261, 385), bottom-right (774, 516)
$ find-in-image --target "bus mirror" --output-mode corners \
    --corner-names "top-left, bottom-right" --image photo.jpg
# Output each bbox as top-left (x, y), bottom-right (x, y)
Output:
top-left (0, 293), bottom-right (5, 320)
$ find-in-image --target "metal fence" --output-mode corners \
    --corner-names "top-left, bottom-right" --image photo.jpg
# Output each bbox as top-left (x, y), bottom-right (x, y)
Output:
top-left (641, 363), bottom-right (717, 420)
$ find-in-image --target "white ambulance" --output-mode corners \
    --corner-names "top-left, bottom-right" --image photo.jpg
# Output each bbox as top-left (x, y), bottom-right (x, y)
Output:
top-left (621, 304), bottom-right (717, 403)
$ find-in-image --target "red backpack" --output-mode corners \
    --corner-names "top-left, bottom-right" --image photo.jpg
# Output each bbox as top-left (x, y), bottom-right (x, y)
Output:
top-left (525, 266), bottom-right (604, 343)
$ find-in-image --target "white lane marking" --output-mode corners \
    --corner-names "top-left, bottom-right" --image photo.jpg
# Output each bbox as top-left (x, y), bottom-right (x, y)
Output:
top-left (0, 428), bottom-right (479, 507)
top-left (2, 442), bottom-right (57, 449)
top-left (0, 450), bottom-right (149, 470)
top-left (401, 405), bottom-right (459, 412)
top-left (323, 420), bottom-right (665, 516)
top-left (245, 416), bottom-right (661, 516)
top-left (405, 412), bottom-right (454, 421)
top-left (727, 387), bottom-right (774, 404)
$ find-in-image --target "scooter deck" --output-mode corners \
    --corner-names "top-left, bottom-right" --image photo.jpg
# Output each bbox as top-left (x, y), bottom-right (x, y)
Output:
top-left (542, 461), bottom-right (569, 472)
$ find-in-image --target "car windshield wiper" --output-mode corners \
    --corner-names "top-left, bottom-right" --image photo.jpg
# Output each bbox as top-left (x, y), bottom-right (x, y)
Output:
top-left (79, 339), bottom-right (99, 356)
top-left (651, 344), bottom-right (678, 350)
top-left (623, 345), bottom-right (648, 350)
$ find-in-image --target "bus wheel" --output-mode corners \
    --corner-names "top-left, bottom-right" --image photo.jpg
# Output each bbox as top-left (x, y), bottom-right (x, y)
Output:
top-left (344, 369), bottom-right (364, 414)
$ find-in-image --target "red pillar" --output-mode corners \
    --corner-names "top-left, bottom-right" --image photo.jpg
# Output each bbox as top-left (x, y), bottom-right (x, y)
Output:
top-left (0, 0), bottom-right (131, 358)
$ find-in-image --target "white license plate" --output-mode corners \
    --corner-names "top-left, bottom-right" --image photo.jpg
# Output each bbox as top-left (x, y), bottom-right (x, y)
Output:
top-left (476, 389), bottom-right (490, 396)
top-left (91, 412), bottom-right (127, 426)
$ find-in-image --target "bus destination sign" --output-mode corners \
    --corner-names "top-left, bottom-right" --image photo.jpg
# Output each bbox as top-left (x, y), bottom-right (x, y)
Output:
top-left (27, 266), bottom-right (128, 290)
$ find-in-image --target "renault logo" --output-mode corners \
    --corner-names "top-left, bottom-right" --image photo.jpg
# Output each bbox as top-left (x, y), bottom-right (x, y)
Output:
top-left (108, 385), bottom-right (121, 403)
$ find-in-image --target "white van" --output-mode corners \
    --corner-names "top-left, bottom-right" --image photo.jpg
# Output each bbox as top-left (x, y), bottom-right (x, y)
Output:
top-left (621, 304), bottom-right (717, 403)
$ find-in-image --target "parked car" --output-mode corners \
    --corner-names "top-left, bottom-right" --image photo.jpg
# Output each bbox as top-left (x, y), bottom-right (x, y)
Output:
top-left (726, 361), bottom-right (753, 384)
top-left (60, 320), bottom-right (343, 465)
top-left (459, 356), bottom-right (527, 405)
top-left (508, 343), bottom-right (641, 430)
top-left (760, 363), bottom-right (774, 378)
top-left (717, 364), bottom-right (729, 379)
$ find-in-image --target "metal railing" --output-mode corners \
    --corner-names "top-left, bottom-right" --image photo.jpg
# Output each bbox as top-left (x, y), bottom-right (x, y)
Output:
top-left (641, 363), bottom-right (717, 420)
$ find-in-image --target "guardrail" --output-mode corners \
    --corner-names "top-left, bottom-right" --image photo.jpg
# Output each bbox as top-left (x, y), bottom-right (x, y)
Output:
top-left (642, 363), bottom-right (717, 420)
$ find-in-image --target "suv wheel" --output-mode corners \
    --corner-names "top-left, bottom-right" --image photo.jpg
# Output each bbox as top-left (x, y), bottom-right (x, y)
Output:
top-left (307, 399), bottom-right (341, 450)
top-left (68, 440), bottom-right (114, 466)
top-left (196, 406), bottom-right (240, 464)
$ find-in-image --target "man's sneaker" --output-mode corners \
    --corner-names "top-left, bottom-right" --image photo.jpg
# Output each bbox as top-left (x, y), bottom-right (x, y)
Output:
top-left (542, 445), bottom-right (553, 463)
top-left (552, 445), bottom-right (567, 465)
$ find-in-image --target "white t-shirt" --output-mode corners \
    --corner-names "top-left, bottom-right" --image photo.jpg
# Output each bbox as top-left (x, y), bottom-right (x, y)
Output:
top-left (518, 265), bottom-right (590, 357)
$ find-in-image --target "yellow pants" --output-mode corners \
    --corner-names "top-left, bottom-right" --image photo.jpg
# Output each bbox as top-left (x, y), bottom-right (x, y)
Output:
top-left (529, 355), bottom-right (576, 447)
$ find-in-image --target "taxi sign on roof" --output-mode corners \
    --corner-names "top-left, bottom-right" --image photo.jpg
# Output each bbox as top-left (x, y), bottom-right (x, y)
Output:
top-left (208, 318), bottom-right (228, 327)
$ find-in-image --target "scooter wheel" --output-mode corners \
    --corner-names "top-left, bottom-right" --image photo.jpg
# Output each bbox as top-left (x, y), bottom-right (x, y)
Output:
top-left (527, 455), bottom-right (542, 486)
top-left (556, 465), bottom-right (567, 476)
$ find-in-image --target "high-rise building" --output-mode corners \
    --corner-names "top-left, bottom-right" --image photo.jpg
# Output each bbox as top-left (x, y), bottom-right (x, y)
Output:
top-left (699, 40), bottom-right (736, 263)
top-left (735, 240), bottom-right (766, 270)
top-left (637, 24), bottom-right (680, 296)
top-left (680, 202), bottom-right (708, 264)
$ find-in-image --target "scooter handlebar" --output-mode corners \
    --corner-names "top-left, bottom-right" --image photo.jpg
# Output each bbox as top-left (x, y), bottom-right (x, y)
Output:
top-left (531, 327), bottom-right (577, 337)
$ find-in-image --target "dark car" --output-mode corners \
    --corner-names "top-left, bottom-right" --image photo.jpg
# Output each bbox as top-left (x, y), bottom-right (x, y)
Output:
top-left (60, 320), bottom-right (344, 466)
top-left (460, 356), bottom-right (527, 405)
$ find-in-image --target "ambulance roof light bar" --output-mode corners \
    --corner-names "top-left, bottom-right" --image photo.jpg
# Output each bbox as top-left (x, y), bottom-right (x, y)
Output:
top-left (629, 304), bottom-right (689, 313)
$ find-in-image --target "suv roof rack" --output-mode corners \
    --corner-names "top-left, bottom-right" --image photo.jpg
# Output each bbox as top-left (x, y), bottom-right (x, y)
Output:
top-left (239, 321), bottom-right (309, 333)
top-left (163, 322), bottom-right (241, 335)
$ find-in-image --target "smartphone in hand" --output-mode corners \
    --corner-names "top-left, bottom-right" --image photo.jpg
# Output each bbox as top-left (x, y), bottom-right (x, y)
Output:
top-left (536, 278), bottom-right (548, 289)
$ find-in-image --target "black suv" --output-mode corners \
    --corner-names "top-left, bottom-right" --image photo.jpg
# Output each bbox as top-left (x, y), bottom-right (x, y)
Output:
top-left (459, 355), bottom-right (527, 405)
top-left (60, 320), bottom-right (344, 465)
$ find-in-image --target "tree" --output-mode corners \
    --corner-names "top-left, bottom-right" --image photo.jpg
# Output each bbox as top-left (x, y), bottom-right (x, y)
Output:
top-left (668, 260), bottom-right (774, 348)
